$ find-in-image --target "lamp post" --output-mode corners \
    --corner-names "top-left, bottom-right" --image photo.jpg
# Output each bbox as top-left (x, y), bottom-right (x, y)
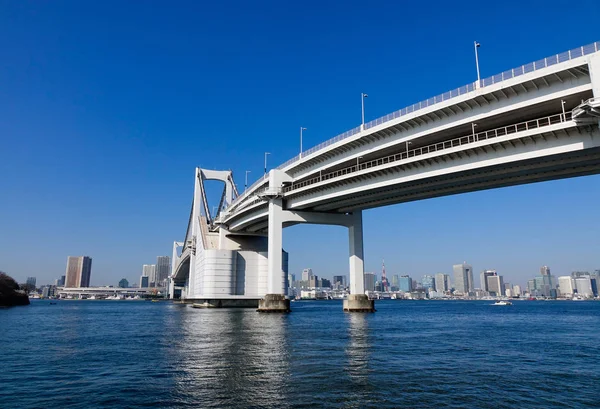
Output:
top-left (264, 152), bottom-right (270, 178)
top-left (474, 41), bottom-right (481, 88)
top-left (356, 156), bottom-right (363, 171)
top-left (561, 100), bottom-right (566, 121)
top-left (472, 123), bottom-right (478, 141)
top-left (300, 127), bottom-right (307, 158)
top-left (361, 93), bottom-right (368, 130)
top-left (406, 140), bottom-right (412, 158)
top-left (245, 170), bottom-right (251, 192)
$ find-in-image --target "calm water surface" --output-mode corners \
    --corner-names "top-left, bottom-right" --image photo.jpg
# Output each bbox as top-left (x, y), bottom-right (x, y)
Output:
top-left (1, 300), bottom-right (599, 408)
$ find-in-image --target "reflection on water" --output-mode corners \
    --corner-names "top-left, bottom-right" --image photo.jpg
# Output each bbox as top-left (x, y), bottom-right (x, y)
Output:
top-left (174, 310), bottom-right (290, 408)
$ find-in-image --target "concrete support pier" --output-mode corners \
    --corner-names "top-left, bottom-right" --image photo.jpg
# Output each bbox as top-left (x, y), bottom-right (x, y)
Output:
top-left (346, 211), bottom-right (375, 312)
top-left (343, 294), bottom-right (376, 312)
top-left (257, 294), bottom-right (291, 313)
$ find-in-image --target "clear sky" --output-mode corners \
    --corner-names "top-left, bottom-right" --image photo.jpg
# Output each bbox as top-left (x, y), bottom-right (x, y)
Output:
top-left (1, 0), bottom-right (600, 288)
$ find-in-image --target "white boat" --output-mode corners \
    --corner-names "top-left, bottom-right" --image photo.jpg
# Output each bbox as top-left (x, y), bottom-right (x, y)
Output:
top-left (572, 295), bottom-right (585, 301)
top-left (492, 300), bottom-right (513, 306)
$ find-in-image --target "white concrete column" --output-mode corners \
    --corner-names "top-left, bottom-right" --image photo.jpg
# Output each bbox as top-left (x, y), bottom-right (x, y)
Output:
top-left (348, 210), bottom-right (365, 295)
top-left (267, 198), bottom-right (286, 295)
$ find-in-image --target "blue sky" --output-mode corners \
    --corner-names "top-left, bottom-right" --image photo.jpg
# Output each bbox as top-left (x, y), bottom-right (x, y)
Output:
top-left (1, 0), bottom-right (600, 287)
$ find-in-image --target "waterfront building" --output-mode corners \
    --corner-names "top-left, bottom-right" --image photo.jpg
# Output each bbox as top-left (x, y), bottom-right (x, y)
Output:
top-left (363, 273), bottom-right (376, 292)
top-left (333, 275), bottom-right (346, 289)
top-left (558, 276), bottom-right (575, 297)
top-left (540, 266), bottom-right (551, 276)
top-left (434, 273), bottom-right (450, 292)
top-left (486, 273), bottom-right (504, 296)
top-left (288, 273), bottom-right (295, 288)
top-left (575, 277), bottom-right (594, 298)
top-left (512, 285), bottom-right (522, 296)
top-left (65, 256), bottom-right (92, 288)
top-left (318, 278), bottom-right (331, 288)
top-left (480, 270), bottom-right (497, 292)
top-left (302, 268), bottom-right (314, 281)
top-left (155, 256), bottom-right (171, 287)
top-left (140, 275), bottom-right (149, 288)
top-left (399, 275), bottom-right (412, 292)
top-left (118, 278), bottom-right (129, 288)
top-left (143, 264), bottom-right (156, 286)
top-left (422, 275), bottom-right (435, 291)
top-left (453, 263), bottom-right (473, 294)
top-left (391, 274), bottom-right (400, 291)
top-left (26, 277), bottom-right (36, 289)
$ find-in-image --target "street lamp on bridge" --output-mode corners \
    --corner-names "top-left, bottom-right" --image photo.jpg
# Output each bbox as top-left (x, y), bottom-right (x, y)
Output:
top-left (264, 152), bottom-right (271, 178)
top-left (361, 93), bottom-right (368, 130)
top-left (300, 127), bottom-right (307, 158)
top-left (245, 170), bottom-right (251, 192)
top-left (474, 41), bottom-right (481, 88)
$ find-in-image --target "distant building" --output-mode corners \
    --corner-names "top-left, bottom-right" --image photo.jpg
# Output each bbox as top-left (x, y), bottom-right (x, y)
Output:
top-left (486, 273), bottom-right (504, 296)
top-left (453, 263), bottom-right (473, 294)
top-left (558, 276), bottom-right (575, 297)
top-left (480, 270), bottom-right (497, 292)
top-left (155, 256), bottom-right (171, 287)
top-left (512, 285), bottom-right (522, 296)
top-left (65, 256), bottom-right (92, 288)
top-left (318, 278), bottom-right (331, 288)
top-left (434, 273), bottom-right (450, 292)
top-left (288, 273), bottom-right (295, 288)
top-left (143, 265), bottom-right (156, 286)
top-left (540, 266), bottom-right (551, 276)
top-left (333, 275), bottom-right (346, 289)
top-left (399, 275), bottom-right (412, 292)
top-left (140, 275), bottom-right (149, 288)
top-left (363, 273), bottom-right (376, 292)
top-left (118, 278), bottom-right (129, 288)
top-left (422, 275), bottom-right (435, 291)
top-left (391, 274), bottom-right (400, 291)
top-left (302, 268), bottom-right (314, 281)
top-left (575, 277), bottom-right (594, 298)
top-left (26, 277), bottom-right (37, 289)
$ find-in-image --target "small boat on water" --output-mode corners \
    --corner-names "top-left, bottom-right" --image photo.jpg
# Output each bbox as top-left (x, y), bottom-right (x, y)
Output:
top-left (492, 300), bottom-right (513, 306)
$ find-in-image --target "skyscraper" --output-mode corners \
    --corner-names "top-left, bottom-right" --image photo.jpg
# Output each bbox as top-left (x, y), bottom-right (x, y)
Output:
top-left (118, 278), bottom-right (129, 288)
top-left (65, 256), bottom-right (92, 288)
top-left (363, 273), bottom-right (376, 292)
top-left (26, 277), bottom-right (36, 288)
top-left (140, 275), bottom-right (149, 288)
top-left (399, 275), bottom-right (412, 292)
top-left (422, 275), bottom-right (435, 291)
top-left (155, 256), bottom-right (171, 287)
top-left (540, 266), bottom-right (551, 276)
top-left (302, 268), bottom-right (313, 281)
top-left (453, 263), bottom-right (473, 294)
top-left (558, 276), bottom-right (575, 296)
top-left (143, 264), bottom-right (156, 286)
top-left (480, 270), bottom-right (497, 292)
top-left (434, 273), bottom-right (449, 292)
top-left (333, 275), bottom-right (346, 288)
top-left (486, 273), bottom-right (504, 296)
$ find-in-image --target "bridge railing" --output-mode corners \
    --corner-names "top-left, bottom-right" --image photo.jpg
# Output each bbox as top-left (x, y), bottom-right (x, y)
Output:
top-left (283, 112), bottom-right (572, 193)
top-left (275, 41), bottom-right (599, 172)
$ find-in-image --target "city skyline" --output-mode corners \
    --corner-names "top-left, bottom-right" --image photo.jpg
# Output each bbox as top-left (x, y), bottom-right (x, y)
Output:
top-left (2, 2), bottom-right (600, 286)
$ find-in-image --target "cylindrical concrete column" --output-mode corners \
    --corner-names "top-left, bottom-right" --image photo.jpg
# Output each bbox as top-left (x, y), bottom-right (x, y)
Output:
top-left (348, 210), bottom-right (365, 295)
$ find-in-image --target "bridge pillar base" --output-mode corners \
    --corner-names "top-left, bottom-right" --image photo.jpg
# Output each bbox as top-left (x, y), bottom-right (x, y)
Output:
top-left (257, 294), bottom-right (291, 313)
top-left (343, 294), bottom-right (376, 313)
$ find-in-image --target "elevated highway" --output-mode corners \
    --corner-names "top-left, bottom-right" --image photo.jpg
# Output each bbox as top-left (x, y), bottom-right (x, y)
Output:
top-left (172, 42), bottom-right (600, 312)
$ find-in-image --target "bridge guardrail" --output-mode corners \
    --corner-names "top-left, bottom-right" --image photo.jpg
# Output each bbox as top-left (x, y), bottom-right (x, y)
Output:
top-left (283, 112), bottom-right (573, 193)
top-left (276, 42), bottom-right (599, 171)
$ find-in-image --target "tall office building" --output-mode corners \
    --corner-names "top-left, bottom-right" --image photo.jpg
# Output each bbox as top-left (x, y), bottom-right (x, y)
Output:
top-left (288, 273), bottom-right (295, 288)
top-left (453, 263), bottom-right (473, 294)
top-left (333, 275), bottom-right (346, 288)
top-left (155, 256), bottom-right (171, 287)
top-left (143, 264), bottom-right (156, 286)
top-left (399, 275), bottom-right (412, 292)
top-left (65, 256), bottom-right (92, 288)
top-left (480, 270), bottom-right (498, 292)
top-left (26, 277), bottom-right (37, 288)
top-left (558, 276), bottom-right (575, 296)
top-left (364, 273), bottom-right (376, 292)
top-left (140, 275), bottom-right (149, 288)
top-left (434, 273), bottom-right (449, 292)
top-left (486, 273), bottom-right (504, 296)
top-left (302, 268), bottom-right (314, 281)
top-left (422, 275), bottom-right (435, 291)
top-left (540, 266), bottom-right (551, 276)
top-left (512, 284), bottom-right (521, 296)
top-left (118, 278), bottom-right (129, 288)
top-left (575, 277), bottom-right (593, 297)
